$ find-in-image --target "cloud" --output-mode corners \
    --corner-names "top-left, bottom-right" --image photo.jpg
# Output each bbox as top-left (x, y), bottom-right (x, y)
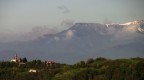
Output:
top-left (61, 19), bottom-right (74, 27)
top-left (0, 26), bottom-right (59, 42)
top-left (57, 5), bottom-right (70, 14)
top-left (0, 19), bottom-right (75, 43)
top-left (110, 24), bottom-right (141, 40)
top-left (103, 18), bottom-right (112, 24)
top-left (65, 30), bottom-right (74, 40)
top-left (31, 26), bottom-right (58, 34)
top-left (23, 26), bottom-right (58, 40)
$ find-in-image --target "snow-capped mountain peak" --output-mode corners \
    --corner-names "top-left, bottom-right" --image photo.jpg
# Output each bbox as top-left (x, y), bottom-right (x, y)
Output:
top-left (120, 20), bottom-right (144, 26)
top-left (0, 20), bottom-right (144, 63)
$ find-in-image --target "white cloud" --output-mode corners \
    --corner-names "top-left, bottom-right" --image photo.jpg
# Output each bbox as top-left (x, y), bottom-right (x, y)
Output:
top-left (112, 24), bottom-right (140, 40)
top-left (65, 30), bottom-right (74, 40)
top-left (61, 19), bottom-right (74, 27)
top-left (57, 5), bottom-right (70, 14)
top-left (0, 26), bottom-right (58, 42)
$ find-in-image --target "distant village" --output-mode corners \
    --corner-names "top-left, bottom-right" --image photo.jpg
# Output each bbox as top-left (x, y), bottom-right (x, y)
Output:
top-left (10, 54), bottom-right (27, 63)
top-left (10, 54), bottom-right (55, 73)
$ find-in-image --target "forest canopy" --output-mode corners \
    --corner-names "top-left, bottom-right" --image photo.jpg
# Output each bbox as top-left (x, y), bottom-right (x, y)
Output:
top-left (0, 57), bottom-right (144, 80)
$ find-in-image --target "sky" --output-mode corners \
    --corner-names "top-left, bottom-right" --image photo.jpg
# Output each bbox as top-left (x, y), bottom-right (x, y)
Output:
top-left (0, 0), bottom-right (144, 42)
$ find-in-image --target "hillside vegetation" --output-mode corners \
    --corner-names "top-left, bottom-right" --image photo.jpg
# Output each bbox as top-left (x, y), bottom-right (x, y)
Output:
top-left (0, 57), bottom-right (144, 80)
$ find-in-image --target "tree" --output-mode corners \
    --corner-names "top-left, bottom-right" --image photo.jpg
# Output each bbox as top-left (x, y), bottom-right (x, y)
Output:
top-left (95, 57), bottom-right (107, 61)
top-left (86, 58), bottom-right (94, 64)
top-left (22, 58), bottom-right (27, 63)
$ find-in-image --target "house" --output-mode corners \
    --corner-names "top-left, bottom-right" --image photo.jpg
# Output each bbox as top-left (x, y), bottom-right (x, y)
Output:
top-left (47, 61), bottom-right (55, 64)
top-left (46, 61), bottom-right (55, 65)
top-left (29, 69), bottom-right (37, 73)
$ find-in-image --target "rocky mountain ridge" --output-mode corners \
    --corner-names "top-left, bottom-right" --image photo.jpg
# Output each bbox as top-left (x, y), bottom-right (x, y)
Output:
top-left (0, 20), bottom-right (144, 63)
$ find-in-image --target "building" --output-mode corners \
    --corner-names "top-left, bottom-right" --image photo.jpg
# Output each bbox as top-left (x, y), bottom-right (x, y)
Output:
top-left (29, 69), bottom-right (37, 73)
top-left (47, 61), bottom-right (55, 64)
top-left (10, 54), bottom-right (21, 63)
top-left (46, 61), bottom-right (55, 65)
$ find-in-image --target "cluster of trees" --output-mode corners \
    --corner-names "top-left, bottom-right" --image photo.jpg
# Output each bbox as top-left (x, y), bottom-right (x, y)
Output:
top-left (0, 57), bottom-right (144, 80)
top-left (19, 57), bottom-right (28, 63)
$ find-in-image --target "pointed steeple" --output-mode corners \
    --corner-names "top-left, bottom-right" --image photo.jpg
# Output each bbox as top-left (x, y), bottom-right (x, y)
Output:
top-left (14, 53), bottom-right (18, 59)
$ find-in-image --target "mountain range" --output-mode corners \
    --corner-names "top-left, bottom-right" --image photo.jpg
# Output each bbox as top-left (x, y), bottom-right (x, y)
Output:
top-left (0, 20), bottom-right (144, 64)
